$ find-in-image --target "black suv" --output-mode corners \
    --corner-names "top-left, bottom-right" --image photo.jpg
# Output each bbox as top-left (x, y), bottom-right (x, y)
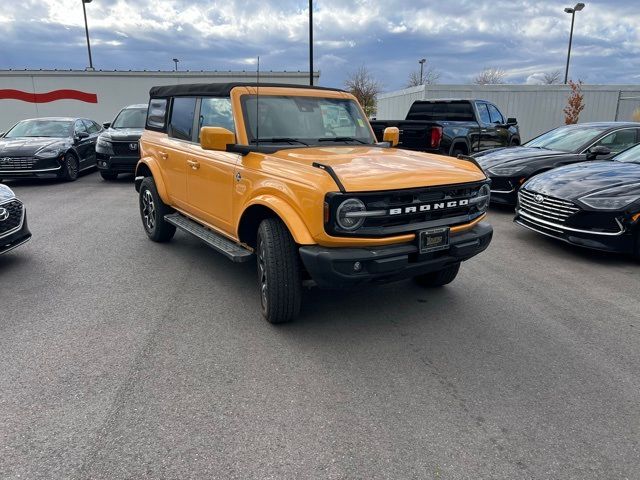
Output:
top-left (96, 104), bottom-right (148, 181)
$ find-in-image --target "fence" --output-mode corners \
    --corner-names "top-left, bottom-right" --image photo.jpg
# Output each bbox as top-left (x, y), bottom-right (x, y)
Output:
top-left (377, 84), bottom-right (640, 142)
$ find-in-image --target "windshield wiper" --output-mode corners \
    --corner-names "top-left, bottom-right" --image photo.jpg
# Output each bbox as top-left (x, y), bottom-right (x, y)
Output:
top-left (251, 137), bottom-right (309, 146)
top-left (318, 137), bottom-right (368, 144)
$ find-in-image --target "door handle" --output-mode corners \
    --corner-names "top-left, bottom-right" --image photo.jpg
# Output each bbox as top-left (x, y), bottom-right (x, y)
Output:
top-left (158, 151), bottom-right (169, 160)
top-left (187, 159), bottom-right (200, 170)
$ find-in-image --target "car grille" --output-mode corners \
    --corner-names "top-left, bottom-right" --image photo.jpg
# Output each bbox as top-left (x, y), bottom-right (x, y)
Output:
top-left (112, 141), bottom-right (139, 156)
top-left (0, 200), bottom-right (24, 236)
top-left (0, 157), bottom-right (37, 170)
top-left (518, 189), bottom-right (579, 223)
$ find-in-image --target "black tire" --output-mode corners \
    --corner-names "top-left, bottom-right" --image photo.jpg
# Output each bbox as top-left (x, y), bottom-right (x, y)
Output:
top-left (414, 263), bottom-right (461, 287)
top-left (100, 171), bottom-right (119, 181)
top-left (139, 176), bottom-right (176, 242)
top-left (510, 139), bottom-right (520, 147)
top-left (59, 153), bottom-right (79, 181)
top-left (256, 218), bottom-right (302, 324)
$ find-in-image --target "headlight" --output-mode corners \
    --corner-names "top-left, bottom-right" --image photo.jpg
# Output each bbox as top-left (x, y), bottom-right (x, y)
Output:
top-left (470, 184), bottom-right (491, 212)
top-left (96, 137), bottom-right (113, 153)
top-left (579, 183), bottom-right (640, 210)
top-left (336, 198), bottom-right (366, 231)
top-left (0, 183), bottom-right (16, 202)
top-left (35, 146), bottom-right (64, 159)
top-left (488, 165), bottom-right (525, 176)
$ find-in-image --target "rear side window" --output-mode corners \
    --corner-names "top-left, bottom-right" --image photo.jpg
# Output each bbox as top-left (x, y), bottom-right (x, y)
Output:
top-left (406, 101), bottom-right (475, 121)
top-left (147, 98), bottom-right (168, 130)
top-left (476, 103), bottom-right (491, 124)
top-left (169, 97), bottom-right (197, 141)
top-left (487, 104), bottom-right (504, 124)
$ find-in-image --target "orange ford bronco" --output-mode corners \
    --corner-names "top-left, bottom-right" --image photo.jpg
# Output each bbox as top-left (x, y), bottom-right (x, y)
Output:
top-left (135, 83), bottom-right (492, 323)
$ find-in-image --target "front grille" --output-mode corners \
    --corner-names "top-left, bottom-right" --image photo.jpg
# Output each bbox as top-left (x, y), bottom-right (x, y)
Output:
top-left (0, 157), bottom-right (37, 170)
top-left (518, 189), bottom-right (579, 223)
top-left (112, 141), bottom-right (139, 156)
top-left (0, 200), bottom-right (24, 235)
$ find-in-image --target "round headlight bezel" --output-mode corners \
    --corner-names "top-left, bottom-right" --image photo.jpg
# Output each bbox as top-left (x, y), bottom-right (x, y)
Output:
top-left (475, 184), bottom-right (491, 212)
top-left (336, 198), bottom-right (366, 231)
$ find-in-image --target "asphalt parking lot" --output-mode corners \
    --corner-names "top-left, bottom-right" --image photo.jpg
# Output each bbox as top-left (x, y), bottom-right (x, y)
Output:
top-left (1, 172), bottom-right (639, 480)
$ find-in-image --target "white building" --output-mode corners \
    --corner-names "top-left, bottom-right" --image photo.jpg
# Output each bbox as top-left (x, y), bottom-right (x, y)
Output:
top-left (0, 70), bottom-right (320, 131)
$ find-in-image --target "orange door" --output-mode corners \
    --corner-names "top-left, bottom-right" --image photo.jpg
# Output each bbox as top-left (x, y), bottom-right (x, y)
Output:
top-left (156, 136), bottom-right (190, 209)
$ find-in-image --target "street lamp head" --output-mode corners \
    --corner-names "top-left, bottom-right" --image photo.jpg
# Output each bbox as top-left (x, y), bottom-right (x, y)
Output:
top-left (419, 58), bottom-right (426, 64)
top-left (82, 0), bottom-right (93, 3)
top-left (173, 58), bottom-right (179, 63)
top-left (564, 7), bottom-right (574, 13)
top-left (574, 3), bottom-right (585, 11)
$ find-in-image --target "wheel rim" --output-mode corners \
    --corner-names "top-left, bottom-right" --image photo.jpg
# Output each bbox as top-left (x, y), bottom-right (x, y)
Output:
top-left (141, 189), bottom-right (156, 231)
top-left (67, 155), bottom-right (78, 178)
top-left (257, 238), bottom-right (268, 311)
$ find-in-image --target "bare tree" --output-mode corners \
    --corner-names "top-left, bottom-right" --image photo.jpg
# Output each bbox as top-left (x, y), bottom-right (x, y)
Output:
top-left (344, 65), bottom-right (381, 117)
top-left (406, 64), bottom-right (441, 87)
top-left (543, 70), bottom-right (562, 85)
top-left (473, 67), bottom-right (507, 85)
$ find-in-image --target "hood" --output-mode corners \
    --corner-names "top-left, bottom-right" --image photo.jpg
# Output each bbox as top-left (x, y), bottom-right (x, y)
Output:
top-left (475, 146), bottom-right (575, 171)
top-left (0, 137), bottom-right (70, 157)
top-left (266, 146), bottom-right (486, 192)
top-left (523, 161), bottom-right (640, 200)
top-left (102, 128), bottom-right (144, 141)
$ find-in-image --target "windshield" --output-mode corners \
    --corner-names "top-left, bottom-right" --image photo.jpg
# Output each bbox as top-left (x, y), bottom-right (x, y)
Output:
top-left (242, 95), bottom-right (376, 145)
top-left (5, 119), bottom-right (73, 138)
top-left (613, 143), bottom-right (640, 163)
top-left (112, 108), bottom-right (148, 129)
top-left (525, 125), bottom-right (609, 152)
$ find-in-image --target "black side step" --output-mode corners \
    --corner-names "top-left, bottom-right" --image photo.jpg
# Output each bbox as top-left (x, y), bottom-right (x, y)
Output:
top-left (164, 213), bottom-right (254, 263)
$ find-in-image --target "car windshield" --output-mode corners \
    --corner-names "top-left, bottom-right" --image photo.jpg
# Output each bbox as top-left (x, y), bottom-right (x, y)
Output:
top-left (242, 95), bottom-right (376, 145)
top-left (112, 108), bottom-right (148, 129)
top-left (5, 119), bottom-right (73, 138)
top-left (525, 125), bottom-right (610, 152)
top-left (613, 143), bottom-right (640, 163)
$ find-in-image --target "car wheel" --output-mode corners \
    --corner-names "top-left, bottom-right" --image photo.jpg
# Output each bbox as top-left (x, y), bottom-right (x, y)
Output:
top-left (139, 176), bottom-right (176, 242)
top-left (256, 218), bottom-right (302, 324)
top-left (414, 263), bottom-right (460, 287)
top-left (59, 153), bottom-right (79, 181)
top-left (100, 171), bottom-right (119, 181)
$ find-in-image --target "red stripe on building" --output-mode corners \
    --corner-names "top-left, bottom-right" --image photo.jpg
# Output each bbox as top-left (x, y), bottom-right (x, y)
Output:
top-left (0, 89), bottom-right (98, 103)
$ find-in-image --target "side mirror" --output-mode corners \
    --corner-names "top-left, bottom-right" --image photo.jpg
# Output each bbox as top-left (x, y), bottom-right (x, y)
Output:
top-left (102, 122), bottom-right (111, 129)
top-left (75, 131), bottom-right (90, 140)
top-left (383, 127), bottom-right (400, 147)
top-left (200, 126), bottom-right (236, 151)
top-left (506, 118), bottom-right (518, 126)
top-left (587, 145), bottom-right (611, 159)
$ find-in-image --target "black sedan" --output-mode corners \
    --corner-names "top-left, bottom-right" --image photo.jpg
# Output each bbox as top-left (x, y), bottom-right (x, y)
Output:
top-left (0, 183), bottom-right (31, 255)
top-left (474, 122), bottom-right (640, 205)
top-left (0, 117), bottom-right (102, 182)
top-left (514, 144), bottom-right (640, 257)
top-left (96, 104), bottom-right (147, 181)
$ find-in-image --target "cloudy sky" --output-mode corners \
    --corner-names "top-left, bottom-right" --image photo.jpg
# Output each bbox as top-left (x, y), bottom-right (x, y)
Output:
top-left (0, 0), bottom-right (638, 91)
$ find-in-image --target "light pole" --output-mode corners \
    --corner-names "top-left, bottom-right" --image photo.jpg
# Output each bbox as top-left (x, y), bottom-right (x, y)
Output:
top-left (418, 58), bottom-right (426, 85)
top-left (173, 58), bottom-right (179, 72)
top-left (309, 0), bottom-right (313, 86)
top-left (563, 2), bottom-right (585, 84)
top-left (81, 0), bottom-right (94, 71)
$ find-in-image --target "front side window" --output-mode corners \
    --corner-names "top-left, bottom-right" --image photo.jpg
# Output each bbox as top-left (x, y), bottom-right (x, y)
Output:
top-left (525, 125), bottom-right (610, 152)
top-left (113, 108), bottom-right (148, 129)
top-left (74, 120), bottom-right (88, 135)
top-left (198, 98), bottom-right (234, 140)
top-left (487, 104), bottom-right (504, 124)
top-left (476, 103), bottom-right (491, 124)
top-left (241, 95), bottom-right (375, 145)
top-left (614, 143), bottom-right (640, 163)
top-left (591, 129), bottom-right (639, 154)
top-left (83, 119), bottom-right (100, 134)
top-left (169, 97), bottom-right (197, 141)
top-left (5, 119), bottom-right (73, 138)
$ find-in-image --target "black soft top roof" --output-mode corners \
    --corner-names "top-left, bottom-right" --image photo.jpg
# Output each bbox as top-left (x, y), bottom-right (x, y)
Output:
top-left (149, 82), bottom-right (343, 98)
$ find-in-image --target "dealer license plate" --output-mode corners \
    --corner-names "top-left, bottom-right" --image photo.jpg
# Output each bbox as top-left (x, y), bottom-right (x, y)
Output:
top-left (419, 227), bottom-right (450, 253)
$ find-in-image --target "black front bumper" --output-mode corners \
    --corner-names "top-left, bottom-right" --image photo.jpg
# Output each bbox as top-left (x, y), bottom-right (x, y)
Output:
top-left (0, 156), bottom-right (63, 179)
top-left (96, 153), bottom-right (138, 173)
top-left (0, 210), bottom-right (31, 255)
top-left (299, 222), bottom-right (493, 289)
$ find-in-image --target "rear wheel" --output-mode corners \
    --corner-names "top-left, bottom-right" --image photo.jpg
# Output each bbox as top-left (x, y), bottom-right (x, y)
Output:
top-left (59, 153), bottom-right (79, 181)
top-left (139, 176), bottom-right (175, 242)
top-left (256, 218), bottom-right (302, 324)
top-left (100, 171), bottom-right (119, 181)
top-left (414, 263), bottom-right (460, 287)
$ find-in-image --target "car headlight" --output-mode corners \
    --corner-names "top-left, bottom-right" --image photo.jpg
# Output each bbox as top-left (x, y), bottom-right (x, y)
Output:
top-left (469, 183), bottom-right (491, 212)
top-left (0, 183), bottom-right (16, 202)
top-left (336, 198), bottom-right (366, 231)
top-left (488, 165), bottom-right (526, 176)
top-left (578, 183), bottom-right (640, 210)
top-left (35, 146), bottom-right (65, 159)
top-left (96, 137), bottom-right (113, 153)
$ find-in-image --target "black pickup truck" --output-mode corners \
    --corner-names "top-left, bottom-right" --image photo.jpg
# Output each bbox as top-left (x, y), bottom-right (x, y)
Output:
top-left (371, 99), bottom-right (520, 157)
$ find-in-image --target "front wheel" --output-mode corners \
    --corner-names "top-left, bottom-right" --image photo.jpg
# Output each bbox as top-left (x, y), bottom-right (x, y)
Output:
top-left (59, 153), bottom-right (79, 181)
top-left (139, 177), bottom-right (176, 242)
top-left (256, 218), bottom-right (302, 324)
top-left (414, 263), bottom-right (460, 287)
